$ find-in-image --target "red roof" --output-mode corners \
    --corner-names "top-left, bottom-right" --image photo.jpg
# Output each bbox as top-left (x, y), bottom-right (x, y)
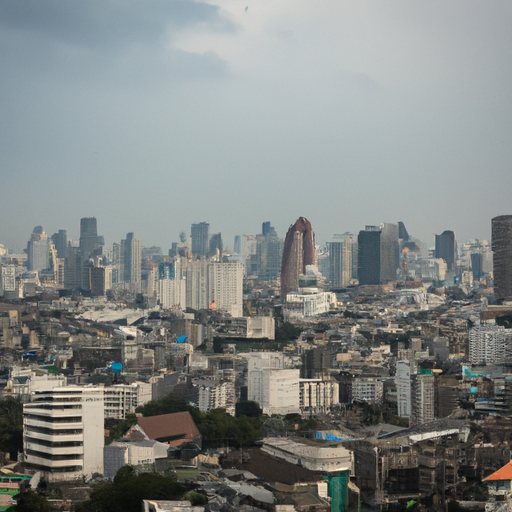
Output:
top-left (136, 411), bottom-right (201, 447)
top-left (484, 460), bottom-right (512, 481)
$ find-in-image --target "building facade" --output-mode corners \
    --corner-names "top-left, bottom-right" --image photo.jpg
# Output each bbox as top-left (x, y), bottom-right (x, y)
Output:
top-left (492, 215), bottom-right (512, 302)
top-left (23, 387), bottom-right (104, 482)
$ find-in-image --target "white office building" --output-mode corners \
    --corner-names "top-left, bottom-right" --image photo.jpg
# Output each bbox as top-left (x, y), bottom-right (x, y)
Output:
top-left (396, 360), bottom-right (412, 418)
top-left (284, 291), bottom-right (336, 319)
top-left (248, 368), bottom-right (300, 415)
top-left (23, 387), bottom-right (104, 482)
top-left (103, 382), bottom-right (152, 419)
top-left (299, 379), bottom-right (339, 415)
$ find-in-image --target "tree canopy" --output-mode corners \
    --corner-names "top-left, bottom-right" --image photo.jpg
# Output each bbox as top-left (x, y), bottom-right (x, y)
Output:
top-left (0, 397), bottom-right (23, 459)
top-left (76, 466), bottom-right (186, 512)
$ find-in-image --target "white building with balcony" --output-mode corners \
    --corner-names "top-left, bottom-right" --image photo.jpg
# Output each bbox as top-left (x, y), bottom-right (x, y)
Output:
top-left (23, 387), bottom-right (104, 482)
top-left (299, 379), bottom-right (339, 415)
top-left (103, 382), bottom-right (152, 419)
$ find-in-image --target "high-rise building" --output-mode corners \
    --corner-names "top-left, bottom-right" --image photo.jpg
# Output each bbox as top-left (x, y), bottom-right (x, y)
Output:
top-left (26, 226), bottom-right (50, 271)
top-left (256, 223), bottom-right (283, 280)
top-left (51, 229), bottom-right (67, 259)
top-left (208, 262), bottom-right (244, 317)
top-left (23, 387), bottom-right (104, 482)
top-left (281, 217), bottom-right (316, 298)
top-left (357, 226), bottom-right (381, 285)
top-left (208, 233), bottom-right (223, 259)
top-left (380, 223), bottom-right (399, 283)
top-left (329, 233), bottom-right (353, 289)
top-left (64, 245), bottom-right (82, 289)
top-left (79, 217), bottom-right (100, 258)
top-left (191, 222), bottom-right (210, 256)
top-left (435, 230), bottom-right (457, 272)
top-left (262, 221), bottom-right (271, 235)
top-left (120, 233), bottom-right (142, 290)
top-left (492, 215), bottom-right (512, 302)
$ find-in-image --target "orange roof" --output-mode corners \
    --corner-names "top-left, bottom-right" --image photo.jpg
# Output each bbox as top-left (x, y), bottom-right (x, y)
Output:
top-left (484, 460), bottom-right (512, 481)
top-left (136, 411), bottom-right (201, 447)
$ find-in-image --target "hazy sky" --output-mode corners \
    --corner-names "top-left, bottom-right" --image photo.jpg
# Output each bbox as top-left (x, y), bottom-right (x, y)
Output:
top-left (2, 0), bottom-right (512, 252)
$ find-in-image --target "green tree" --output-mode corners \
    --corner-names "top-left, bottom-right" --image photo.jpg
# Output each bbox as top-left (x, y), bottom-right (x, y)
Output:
top-left (0, 397), bottom-right (23, 459)
top-left (15, 490), bottom-right (51, 512)
top-left (275, 322), bottom-right (301, 341)
top-left (77, 466), bottom-right (186, 512)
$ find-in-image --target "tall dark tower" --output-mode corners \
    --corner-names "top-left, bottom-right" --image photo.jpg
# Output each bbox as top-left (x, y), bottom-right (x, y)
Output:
top-left (79, 217), bottom-right (99, 258)
top-left (492, 215), bottom-right (512, 302)
top-left (280, 217), bottom-right (316, 299)
top-left (435, 230), bottom-right (457, 271)
top-left (191, 222), bottom-right (209, 256)
top-left (358, 226), bottom-right (381, 285)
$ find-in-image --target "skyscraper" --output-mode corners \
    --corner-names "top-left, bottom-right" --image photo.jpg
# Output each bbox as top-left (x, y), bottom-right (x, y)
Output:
top-left (51, 229), bottom-right (67, 259)
top-left (435, 230), bottom-right (457, 272)
top-left (329, 234), bottom-right (353, 289)
top-left (358, 226), bottom-right (381, 285)
top-left (208, 233), bottom-right (223, 259)
top-left (26, 226), bottom-right (50, 271)
top-left (256, 223), bottom-right (283, 280)
top-left (120, 233), bottom-right (142, 290)
top-left (492, 215), bottom-right (512, 302)
top-left (280, 217), bottom-right (316, 299)
top-left (380, 223), bottom-right (399, 283)
top-left (191, 222), bottom-right (209, 256)
top-left (79, 217), bottom-right (100, 258)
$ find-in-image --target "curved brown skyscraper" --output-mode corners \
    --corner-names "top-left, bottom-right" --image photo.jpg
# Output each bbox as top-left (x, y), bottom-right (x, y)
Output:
top-left (280, 217), bottom-right (316, 299)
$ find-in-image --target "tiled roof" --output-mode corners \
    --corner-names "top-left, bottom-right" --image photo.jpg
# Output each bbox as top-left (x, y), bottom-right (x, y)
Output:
top-left (484, 460), bottom-right (512, 482)
top-left (136, 411), bottom-right (201, 447)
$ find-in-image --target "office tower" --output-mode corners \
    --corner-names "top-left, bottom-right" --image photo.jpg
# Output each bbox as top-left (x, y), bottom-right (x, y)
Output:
top-left (411, 373), bottom-right (434, 426)
top-left (262, 221), bottom-right (271, 235)
top-left (281, 217), bottom-right (316, 299)
top-left (208, 262), bottom-right (244, 317)
top-left (51, 229), bottom-right (67, 259)
top-left (120, 233), bottom-right (142, 288)
top-left (26, 226), bottom-right (50, 271)
top-left (380, 223), bottom-right (399, 283)
top-left (233, 235), bottom-right (241, 255)
top-left (398, 221), bottom-right (409, 242)
top-left (329, 234), bottom-right (353, 289)
top-left (186, 259), bottom-right (210, 311)
top-left (79, 217), bottom-right (100, 258)
top-left (23, 387), bottom-right (104, 482)
top-left (492, 215), bottom-right (512, 302)
top-left (256, 223), bottom-right (283, 280)
top-left (471, 253), bottom-right (483, 280)
top-left (435, 230), bottom-right (457, 271)
top-left (64, 245), bottom-right (82, 288)
top-left (191, 222), bottom-right (210, 256)
top-left (357, 226), bottom-right (381, 285)
top-left (209, 233), bottom-right (223, 258)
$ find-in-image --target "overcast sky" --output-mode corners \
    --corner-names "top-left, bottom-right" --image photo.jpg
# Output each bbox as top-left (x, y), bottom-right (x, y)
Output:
top-left (1, 0), bottom-right (511, 252)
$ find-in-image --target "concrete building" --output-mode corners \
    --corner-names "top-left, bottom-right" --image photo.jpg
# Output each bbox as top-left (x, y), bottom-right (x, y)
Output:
top-left (281, 217), bottom-right (316, 299)
top-left (435, 230), bottom-right (457, 272)
top-left (104, 439), bottom-right (169, 479)
top-left (103, 382), bottom-right (152, 419)
top-left (261, 437), bottom-right (354, 473)
top-left (411, 373), bottom-right (435, 426)
top-left (255, 225), bottom-right (283, 280)
top-left (492, 215), bottom-right (512, 302)
top-left (26, 226), bottom-right (50, 272)
top-left (0, 265), bottom-right (16, 296)
top-left (469, 324), bottom-right (512, 365)
top-left (194, 378), bottom-right (235, 416)
top-left (120, 232), bottom-right (142, 291)
top-left (396, 360), bottom-right (412, 418)
top-left (248, 368), bottom-right (300, 415)
top-left (208, 262), bottom-right (244, 318)
top-left (329, 234), bottom-right (354, 289)
top-left (380, 223), bottom-right (399, 283)
top-left (351, 377), bottom-right (383, 403)
top-left (299, 379), bottom-right (339, 415)
top-left (23, 387), bottom-right (104, 482)
top-left (191, 222), bottom-right (210, 256)
top-left (283, 291), bottom-right (335, 319)
top-left (79, 217), bottom-right (100, 259)
top-left (358, 226), bottom-right (381, 285)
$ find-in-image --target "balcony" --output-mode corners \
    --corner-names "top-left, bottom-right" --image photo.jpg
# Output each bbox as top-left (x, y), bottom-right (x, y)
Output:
top-left (24, 454), bottom-right (84, 469)
top-left (25, 442), bottom-right (83, 456)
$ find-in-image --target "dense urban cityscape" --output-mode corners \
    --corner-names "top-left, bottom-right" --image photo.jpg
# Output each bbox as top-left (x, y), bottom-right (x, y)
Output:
top-left (0, 214), bottom-right (511, 511)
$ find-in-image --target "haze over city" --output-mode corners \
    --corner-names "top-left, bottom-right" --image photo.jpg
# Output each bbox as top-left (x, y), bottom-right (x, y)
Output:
top-left (2, 0), bottom-right (512, 251)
